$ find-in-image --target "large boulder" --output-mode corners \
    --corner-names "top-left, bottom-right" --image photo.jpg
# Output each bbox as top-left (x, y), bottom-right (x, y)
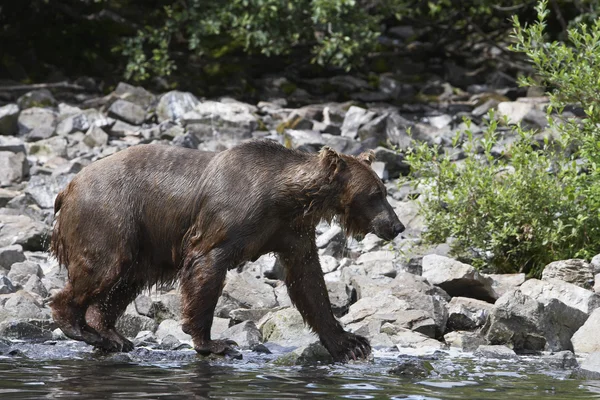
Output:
top-left (259, 307), bottom-right (317, 348)
top-left (571, 308), bottom-right (600, 354)
top-left (0, 215), bottom-right (49, 251)
top-left (446, 297), bottom-right (493, 331)
top-left (542, 259), bottom-right (594, 290)
top-left (422, 255), bottom-right (497, 302)
top-left (156, 91), bottom-right (200, 122)
top-left (519, 278), bottom-right (600, 315)
top-left (487, 273), bottom-right (525, 297)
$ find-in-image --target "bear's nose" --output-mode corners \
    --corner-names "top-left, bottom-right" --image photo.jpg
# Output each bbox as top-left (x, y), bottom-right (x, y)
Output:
top-left (392, 222), bottom-right (405, 237)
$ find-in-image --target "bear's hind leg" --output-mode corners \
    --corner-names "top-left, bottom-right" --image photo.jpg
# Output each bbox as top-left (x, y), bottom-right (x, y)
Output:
top-left (180, 249), bottom-right (240, 358)
top-left (278, 238), bottom-right (371, 363)
top-left (85, 281), bottom-right (141, 352)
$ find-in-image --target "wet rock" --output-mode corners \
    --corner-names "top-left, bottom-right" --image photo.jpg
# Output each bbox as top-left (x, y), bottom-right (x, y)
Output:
top-left (17, 107), bottom-right (56, 136)
top-left (156, 91), bottom-right (200, 122)
top-left (0, 215), bottom-right (49, 251)
top-left (133, 295), bottom-right (154, 317)
top-left (388, 358), bottom-right (434, 377)
top-left (133, 330), bottom-right (157, 347)
top-left (543, 351), bottom-right (578, 369)
top-left (392, 329), bottom-right (446, 350)
top-left (115, 305), bottom-right (158, 339)
top-left (274, 341), bottom-right (333, 365)
top-left (444, 331), bottom-right (486, 352)
top-left (542, 259), bottom-right (594, 290)
top-left (0, 319), bottom-right (54, 341)
top-left (446, 297), bottom-right (492, 331)
top-left (221, 271), bottom-right (278, 311)
top-left (487, 273), bottom-right (525, 297)
top-left (575, 352), bottom-right (600, 379)
top-left (218, 321), bottom-right (262, 349)
top-left (422, 255), bottom-right (497, 302)
top-left (83, 125), bottom-right (109, 147)
top-left (155, 319), bottom-right (192, 343)
top-left (0, 245), bottom-right (26, 270)
top-left (17, 89), bottom-right (57, 109)
top-left (571, 308), bottom-right (600, 354)
top-left (0, 275), bottom-right (16, 294)
top-left (0, 151), bottom-right (29, 185)
top-left (341, 106), bottom-right (376, 139)
top-left (158, 334), bottom-right (184, 350)
top-left (0, 104), bottom-right (19, 135)
top-left (259, 307), bottom-right (317, 348)
top-left (108, 99), bottom-right (146, 125)
top-left (474, 345), bottom-right (518, 360)
top-left (520, 278), bottom-right (600, 315)
top-left (22, 275), bottom-right (48, 299)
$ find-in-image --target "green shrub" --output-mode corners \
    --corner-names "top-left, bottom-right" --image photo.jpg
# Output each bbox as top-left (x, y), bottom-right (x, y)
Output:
top-left (406, 0), bottom-right (600, 276)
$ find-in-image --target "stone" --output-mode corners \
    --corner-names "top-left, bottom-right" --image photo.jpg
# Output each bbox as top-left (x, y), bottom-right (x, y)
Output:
top-left (341, 106), bottom-right (376, 139)
top-left (0, 215), bottom-right (49, 251)
top-left (487, 273), bottom-right (525, 297)
top-left (22, 274), bottom-right (48, 298)
top-left (520, 278), bottom-right (600, 315)
top-left (108, 99), bottom-right (146, 125)
top-left (577, 352), bottom-right (600, 379)
top-left (428, 114), bottom-right (453, 129)
top-left (590, 254), bottom-right (600, 275)
top-left (0, 104), bottom-right (19, 135)
top-left (0, 189), bottom-right (19, 208)
top-left (229, 308), bottom-right (274, 324)
top-left (8, 261), bottom-right (43, 286)
top-left (184, 100), bottom-right (258, 132)
top-left (17, 89), bottom-right (57, 109)
top-left (446, 297), bottom-right (493, 331)
top-left (444, 331), bottom-right (486, 352)
top-left (27, 136), bottom-right (68, 162)
top-left (275, 342), bottom-right (333, 365)
top-left (373, 147), bottom-right (409, 178)
top-left (497, 101), bottom-right (535, 125)
top-left (221, 271), bottom-right (278, 311)
top-left (3, 290), bottom-right (49, 320)
top-left (358, 113), bottom-right (388, 144)
top-left (0, 275), bottom-right (16, 294)
top-left (571, 308), bottom-right (600, 354)
top-left (474, 345), bottom-right (518, 360)
top-left (25, 172), bottom-right (74, 210)
top-left (113, 82), bottom-right (156, 109)
top-left (155, 319), bottom-right (192, 343)
top-left (0, 319), bottom-right (53, 341)
top-left (156, 91), bottom-right (200, 122)
top-left (542, 351), bottom-right (578, 369)
top-left (316, 224), bottom-right (344, 249)
top-left (0, 136), bottom-right (26, 153)
top-left (109, 120), bottom-right (141, 137)
top-left (542, 259), bottom-right (594, 290)
top-left (422, 255), bottom-right (497, 302)
top-left (0, 245), bottom-right (26, 270)
top-left (259, 307), bottom-right (317, 348)
top-left (0, 151), bottom-right (29, 185)
top-left (326, 280), bottom-right (351, 316)
top-left (133, 295), bottom-right (154, 317)
top-left (392, 329), bottom-right (446, 350)
top-left (83, 125), bottom-right (109, 147)
top-left (218, 321), bottom-right (263, 349)
top-left (388, 358), bottom-right (434, 377)
top-left (320, 255), bottom-right (339, 274)
top-left (17, 107), bottom-right (56, 135)
top-left (55, 109), bottom-right (113, 136)
top-left (283, 129), bottom-right (324, 149)
top-left (115, 305), bottom-right (158, 338)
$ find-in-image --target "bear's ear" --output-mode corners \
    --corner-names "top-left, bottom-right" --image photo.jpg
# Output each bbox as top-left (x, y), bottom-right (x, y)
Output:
top-left (357, 150), bottom-right (376, 166)
top-left (319, 146), bottom-right (345, 175)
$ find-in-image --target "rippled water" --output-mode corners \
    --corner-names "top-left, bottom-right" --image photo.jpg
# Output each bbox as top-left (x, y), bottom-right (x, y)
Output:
top-left (1, 342), bottom-right (599, 399)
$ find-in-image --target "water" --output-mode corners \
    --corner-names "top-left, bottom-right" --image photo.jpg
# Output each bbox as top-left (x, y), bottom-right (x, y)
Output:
top-left (1, 342), bottom-right (599, 399)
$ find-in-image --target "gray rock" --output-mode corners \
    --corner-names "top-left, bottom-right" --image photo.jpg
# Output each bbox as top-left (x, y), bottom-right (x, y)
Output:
top-left (283, 129), bottom-right (324, 149)
top-left (108, 99), bottom-right (146, 125)
top-left (155, 319), bottom-right (192, 343)
top-left (218, 320), bottom-right (262, 349)
top-left (8, 261), bottom-right (43, 286)
top-left (0, 214), bottom-right (49, 251)
top-left (497, 101), bottom-right (535, 125)
top-left (0, 245), bottom-right (26, 270)
top-left (17, 107), bottom-right (56, 135)
top-left (0, 319), bottom-right (53, 341)
top-left (0, 189), bottom-right (19, 208)
top-left (542, 351), bottom-right (578, 369)
top-left (22, 274), bottom-right (48, 298)
top-left (25, 173), bottom-right (75, 209)
top-left (320, 255), bottom-right (339, 274)
top-left (133, 294), bottom-right (154, 317)
top-left (474, 345), bottom-right (518, 360)
top-left (184, 100), bottom-right (258, 132)
top-left (388, 358), bottom-right (434, 377)
top-left (326, 280), bottom-right (351, 316)
top-left (316, 224), bottom-right (344, 248)
top-left (520, 278), bottom-right (600, 315)
top-left (157, 334), bottom-right (183, 350)
top-left (577, 352), bottom-right (600, 379)
top-left (444, 331), bottom-right (486, 352)
top-left (115, 305), bottom-right (158, 338)
top-left (3, 290), bottom-right (49, 320)
top-left (150, 291), bottom-right (182, 321)
top-left (27, 136), bottom-right (68, 162)
top-left (221, 271), bottom-right (278, 311)
top-left (156, 91), bottom-right (200, 122)
top-left (0, 104), bottom-right (19, 135)
top-left (571, 308), bottom-right (600, 354)
top-left (422, 255), bottom-right (497, 302)
top-left (55, 109), bottom-right (113, 136)
top-left (0, 136), bottom-right (26, 154)
top-left (17, 89), bottom-right (57, 109)
top-left (0, 275), bottom-right (16, 294)
top-left (83, 125), bottom-right (109, 147)
top-left (113, 82), bottom-right (156, 109)
top-left (259, 307), bottom-right (317, 347)
top-left (341, 106), bottom-right (376, 139)
top-left (358, 113), bottom-right (388, 144)
top-left (109, 120), bottom-right (141, 137)
top-left (447, 297), bottom-right (493, 331)
top-left (172, 132), bottom-right (200, 149)
top-left (275, 341), bottom-right (333, 365)
top-left (542, 259), bottom-right (594, 289)
top-left (0, 151), bottom-right (29, 185)
top-left (487, 273), bottom-right (525, 297)
top-left (392, 329), bottom-right (446, 350)
top-left (428, 114), bottom-right (453, 130)
top-left (373, 147), bottom-right (409, 178)
top-left (229, 308), bottom-right (274, 324)
top-left (590, 254), bottom-right (600, 275)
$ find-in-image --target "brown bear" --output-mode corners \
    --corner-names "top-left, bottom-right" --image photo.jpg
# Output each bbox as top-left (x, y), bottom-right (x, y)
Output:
top-left (50, 140), bottom-right (404, 362)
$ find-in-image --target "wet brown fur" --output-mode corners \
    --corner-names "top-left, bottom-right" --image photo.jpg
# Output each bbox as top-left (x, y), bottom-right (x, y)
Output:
top-left (50, 140), bottom-right (403, 360)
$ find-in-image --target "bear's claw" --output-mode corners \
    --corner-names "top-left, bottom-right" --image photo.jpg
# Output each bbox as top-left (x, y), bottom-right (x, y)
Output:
top-left (324, 332), bottom-right (371, 363)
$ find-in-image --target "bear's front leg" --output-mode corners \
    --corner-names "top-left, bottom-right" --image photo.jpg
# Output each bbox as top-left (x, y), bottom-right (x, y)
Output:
top-left (278, 238), bottom-right (371, 362)
top-left (180, 249), bottom-right (241, 359)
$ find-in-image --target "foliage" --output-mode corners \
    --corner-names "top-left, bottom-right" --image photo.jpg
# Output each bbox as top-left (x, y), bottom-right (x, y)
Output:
top-left (406, 0), bottom-right (600, 276)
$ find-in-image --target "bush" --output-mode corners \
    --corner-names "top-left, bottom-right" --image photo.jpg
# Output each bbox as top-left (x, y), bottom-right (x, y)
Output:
top-left (406, 0), bottom-right (600, 276)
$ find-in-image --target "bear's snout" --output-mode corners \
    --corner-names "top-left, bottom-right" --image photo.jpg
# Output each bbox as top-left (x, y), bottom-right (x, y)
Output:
top-left (392, 221), bottom-right (405, 237)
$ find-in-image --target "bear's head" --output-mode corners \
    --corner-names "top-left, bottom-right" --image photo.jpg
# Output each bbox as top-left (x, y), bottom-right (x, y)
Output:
top-left (319, 147), bottom-right (405, 241)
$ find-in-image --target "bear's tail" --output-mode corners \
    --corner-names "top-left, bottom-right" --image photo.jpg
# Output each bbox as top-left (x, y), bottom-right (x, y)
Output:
top-left (51, 191), bottom-right (68, 267)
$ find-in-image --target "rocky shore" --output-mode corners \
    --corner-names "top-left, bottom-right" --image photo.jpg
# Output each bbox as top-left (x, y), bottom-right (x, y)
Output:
top-left (1, 79), bottom-right (600, 378)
